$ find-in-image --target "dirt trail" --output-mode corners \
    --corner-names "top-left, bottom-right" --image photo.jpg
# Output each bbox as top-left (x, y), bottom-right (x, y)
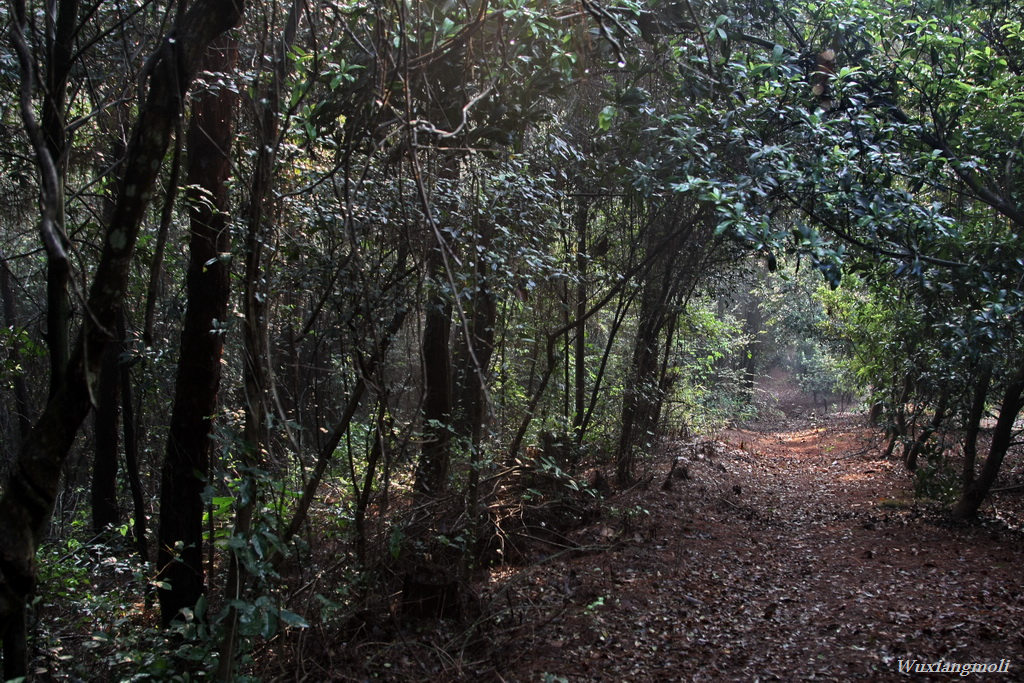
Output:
top-left (490, 415), bottom-right (1024, 681)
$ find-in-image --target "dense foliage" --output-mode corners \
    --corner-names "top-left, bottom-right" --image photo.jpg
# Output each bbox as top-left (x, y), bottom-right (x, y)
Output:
top-left (1, 0), bottom-right (1023, 677)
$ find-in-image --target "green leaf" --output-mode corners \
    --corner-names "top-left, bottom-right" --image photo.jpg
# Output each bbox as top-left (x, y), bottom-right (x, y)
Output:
top-left (279, 609), bottom-right (309, 628)
top-left (194, 594), bottom-right (207, 621)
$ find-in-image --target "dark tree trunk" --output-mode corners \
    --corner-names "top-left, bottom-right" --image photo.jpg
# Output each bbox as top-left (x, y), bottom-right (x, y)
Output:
top-left (740, 298), bottom-right (763, 390)
top-left (616, 283), bottom-right (666, 486)
top-left (451, 218), bottom-right (498, 512)
top-left (0, 0), bottom-right (246, 674)
top-left (157, 36), bottom-right (237, 626)
top-left (413, 147), bottom-right (461, 500)
top-left (903, 389), bottom-right (949, 472)
top-left (415, 269), bottom-right (454, 498)
top-left (952, 364), bottom-right (1024, 519)
top-left (463, 273), bottom-right (497, 509)
top-left (40, 0), bottom-right (78, 401)
top-left (614, 202), bottom-right (706, 486)
top-left (91, 341), bottom-right (121, 533)
top-left (962, 363), bottom-right (991, 489)
top-left (44, 260), bottom-right (71, 399)
top-left (654, 313), bottom-right (680, 428)
top-left (616, 217), bottom-right (683, 485)
top-left (0, 605), bottom-right (26, 683)
top-left (883, 374), bottom-right (914, 459)
top-left (142, 138), bottom-right (183, 346)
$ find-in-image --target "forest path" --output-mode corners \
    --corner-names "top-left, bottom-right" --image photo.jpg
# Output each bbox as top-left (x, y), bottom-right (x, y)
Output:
top-left (490, 415), bottom-right (1024, 681)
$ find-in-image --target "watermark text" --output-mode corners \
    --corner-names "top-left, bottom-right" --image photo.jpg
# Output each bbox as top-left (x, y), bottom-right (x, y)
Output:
top-left (897, 659), bottom-right (1010, 677)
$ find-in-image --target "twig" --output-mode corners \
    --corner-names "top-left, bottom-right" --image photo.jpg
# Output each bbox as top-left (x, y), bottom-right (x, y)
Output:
top-left (991, 483), bottom-right (1024, 494)
top-left (717, 495), bottom-right (742, 510)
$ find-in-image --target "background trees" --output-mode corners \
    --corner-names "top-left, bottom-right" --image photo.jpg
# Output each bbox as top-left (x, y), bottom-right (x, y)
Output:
top-left (2, 0), bottom-right (1024, 676)
top-left (771, 0), bottom-right (1024, 517)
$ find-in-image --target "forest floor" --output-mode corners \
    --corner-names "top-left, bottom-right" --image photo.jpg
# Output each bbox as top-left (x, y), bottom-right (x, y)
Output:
top-left (312, 383), bottom-right (1024, 681)
top-left (474, 412), bottom-right (1024, 681)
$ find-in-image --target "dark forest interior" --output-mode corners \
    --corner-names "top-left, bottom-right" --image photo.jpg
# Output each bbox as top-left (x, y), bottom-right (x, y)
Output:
top-left (2, 0), bottom-right (1024, 679)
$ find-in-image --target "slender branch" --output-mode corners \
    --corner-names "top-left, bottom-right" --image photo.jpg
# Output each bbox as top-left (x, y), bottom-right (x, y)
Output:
top-left (10, 0), bottom-right (67, 270)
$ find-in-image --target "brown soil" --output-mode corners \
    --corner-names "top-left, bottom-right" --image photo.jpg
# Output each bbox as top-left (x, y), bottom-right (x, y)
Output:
top-left (469, 414), bottom-right (1024, 681)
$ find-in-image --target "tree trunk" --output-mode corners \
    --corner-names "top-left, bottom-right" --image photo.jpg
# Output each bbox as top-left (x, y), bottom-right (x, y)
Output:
top-left (883, 374), bottom-right (914, 459)
top-left (740, 298), bottom-right (763, 391)
top-left (142, 138), bottom-right (183, 346)
top-left (616, 288), bottom-right (665, 486)
top-left (40, 0), bottom-right (78, 401)
top-left (613, 203), bottom-right (702, 486)
top-left (413, 148), bottom-right (461, 500)
top-left (157, 35), bottom-right (238, 626)
top-left (654, 312), bottom-right (680, 429)
top-left (415, 269), bottom-right (453, 497)
top-left (952, 364), bottom-right (1024, 519)
top-left (0, 604), bottom-right (26, 683)
top-left (961, 363), bottom-right (991, 489)
top-left (903, 388), bottom-right (948, 472)
top-left (616, 232), bottom-right (677, 485)
top-left (451, 219), bottom-right (498, 512)
top-left (44, 260), bottom-right (71, 399)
